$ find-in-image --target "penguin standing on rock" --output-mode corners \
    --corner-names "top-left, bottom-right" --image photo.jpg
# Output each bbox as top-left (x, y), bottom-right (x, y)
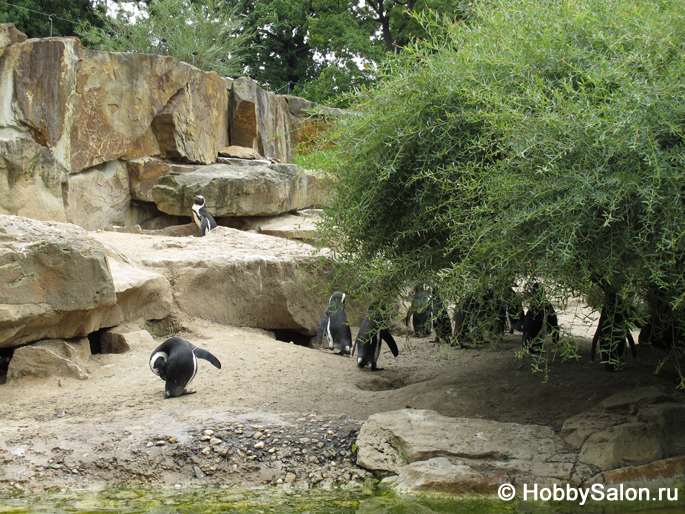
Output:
top-left (149, 337), bottom-right (221, 399)
top-left (191, 195), bottom-right (217, 236)
top-left (353, 301), bottom-right (399, 370)
top-left (317, 292), bottom-right (352, 355)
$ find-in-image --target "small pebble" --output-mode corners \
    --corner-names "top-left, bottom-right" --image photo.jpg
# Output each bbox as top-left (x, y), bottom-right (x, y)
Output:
top-left (146, 442), bottom-right (154, 448)
top-left (203, 429), bottom-right (215, 436)
top-left (155, 440), bottom-right (166, 446)
top-left (254, 441), bottom-right (265, 450)
top-left (210, 437), bottom-right (222, 445)
top-left (201, 447), bottom-right (212, 455)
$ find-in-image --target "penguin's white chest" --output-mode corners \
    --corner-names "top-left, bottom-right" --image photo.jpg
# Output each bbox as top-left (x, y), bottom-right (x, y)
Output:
top-left (326, 318), bottom-right (334, 349)
top-left (191, 204), bottom-right (203, 229)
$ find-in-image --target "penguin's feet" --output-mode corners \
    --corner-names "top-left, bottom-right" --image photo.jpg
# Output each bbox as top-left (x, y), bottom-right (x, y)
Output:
top-left (182, 389), bottom-right (197, 396)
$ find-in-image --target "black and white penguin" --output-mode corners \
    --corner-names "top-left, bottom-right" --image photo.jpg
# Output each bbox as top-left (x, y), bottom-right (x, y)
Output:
top-left (149, 337), bottom-right (221, 398)
top-left (317, 292), bottom-right (352, 355)
top-left (521, 284), bottom-right (560, 354)
top-left (591, 288), bottom-right (637, 371)
top-left (191, 195), bottom-right (218, 236)
top-left (353, 301), bottom-right (399, 370)
top-left (405, 285), bottom-right (431, 337)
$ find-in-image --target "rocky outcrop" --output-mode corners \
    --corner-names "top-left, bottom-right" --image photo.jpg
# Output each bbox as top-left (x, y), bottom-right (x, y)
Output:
top-left (0, 216), bottom-right (120, 349)
top-left (151, 163), bottom-right (307, 217)
top-left (0, 23), bottom-right (26, 58)
top-left (105, 258), bottom-right (173, 322)
top-left (382, 457), bottom-right (509, 495)
top-left (357, 409), bottom-right (555, 474)
top-left (230, 77), bottom-right (291, 163)
top-left (7, 338), bottom-right (91, 380)
top-left (355, 409), bottom-right (571, 494)
top-left (0, 138), bottom-right (67, 222)
top-left (100, 326), bottom-right (156, 354)
top-left (92, 227), bottom-right (326, 334)
top-left (569, 388), bottom-right (685, 472)
top-left (0, 26), bottom-right (336, 231)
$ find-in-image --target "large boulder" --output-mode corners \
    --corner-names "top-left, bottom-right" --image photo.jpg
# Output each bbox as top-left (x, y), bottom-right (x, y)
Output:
top-left (0, 216), bottom-right (120, 349)
top-left (0, 23), bottom-right (27, 59)
top-left (63, 160), bottom-right (131, 230)
top-left (560, 411), bottom-right (630, 450)
top-left (1, 38), bottom-right (227, 174)
top-left (382, 457), bottom-right (509, 495)
top-left (356, 409), bottom-right (555, 474)
top-left (91, 227), bottom-right (325, 334)
top-left (150, 163), bottom-right (307, 217)
top-left (126, 158), bottom-right (198, 203)
top-left (149, 69), bottom-right (229, 163)
top-left (578, 422), bottom-right (662, 470)
top-left (0, 138), bottom-right (67, 222)
top-left (7, 338), bottom-right (91, 380)
top-left (105, 256), bottom-right (173, 322)
top-left (229, 77), bottom-right (292, 163)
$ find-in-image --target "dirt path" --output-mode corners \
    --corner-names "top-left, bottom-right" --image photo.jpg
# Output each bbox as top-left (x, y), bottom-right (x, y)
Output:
top-left (0, 305), bottom-right (682, 492)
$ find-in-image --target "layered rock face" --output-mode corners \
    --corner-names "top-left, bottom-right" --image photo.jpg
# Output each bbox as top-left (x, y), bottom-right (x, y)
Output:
top-left (151, 163), bottom-right (307, 217)
top-left (0, 216), bottom-right (120, 349)
top-left (0, 25), bottom-right (339, 231)
top-left (91, 228), bottom-right (326, 335)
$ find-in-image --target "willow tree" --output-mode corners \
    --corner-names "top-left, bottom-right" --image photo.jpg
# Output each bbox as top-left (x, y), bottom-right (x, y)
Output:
top-left (305, 0), bottom-right (685, 384)
top-left (77, 0), bottom-right (252, 77)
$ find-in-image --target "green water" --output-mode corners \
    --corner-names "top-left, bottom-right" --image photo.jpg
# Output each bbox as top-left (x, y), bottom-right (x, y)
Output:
top-left (0, 484), bottom-right (682, 514)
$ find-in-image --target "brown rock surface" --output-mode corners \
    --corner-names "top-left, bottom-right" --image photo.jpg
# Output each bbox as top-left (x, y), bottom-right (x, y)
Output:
top-left (0, 215), bottom-right (119, 349)
top-left (7, 338), bottom-right (91, 380)
top-left (356, 408), bottom-right (555, 473)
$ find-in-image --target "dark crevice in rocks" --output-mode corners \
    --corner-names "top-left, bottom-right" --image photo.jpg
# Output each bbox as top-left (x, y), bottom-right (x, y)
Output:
top-left (0, 346), bottom-right (14, 384)
top-left (87, 328), bottom-right (107, 355)
top-left (272, 329), bottom-right (314, 347)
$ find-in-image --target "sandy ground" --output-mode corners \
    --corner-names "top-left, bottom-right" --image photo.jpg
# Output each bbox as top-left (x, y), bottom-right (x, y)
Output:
top-left (0, 299), bottom-right (683, 492)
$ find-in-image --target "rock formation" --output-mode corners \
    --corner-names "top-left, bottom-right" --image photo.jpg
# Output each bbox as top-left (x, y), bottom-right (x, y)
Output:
top-left (0, 25), bottom-right (339, 231)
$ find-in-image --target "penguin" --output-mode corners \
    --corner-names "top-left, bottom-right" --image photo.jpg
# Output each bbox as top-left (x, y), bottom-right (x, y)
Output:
top-left (317, 292), bottom-right (352, 355)
top-left (431, 291), bottom-right (452, 344)
top-left (149, 337), bottom-right (221, 398)
top-left (591, 288), bottom-right (637, 371)
top-left (191, 195), bottom-right (218, 236)
top-left (353, 301), bottom-right (399, 370)
top-left (521, 284), bottom-right (560, 354)
top-left (405, 285), bottom-right (431, 337)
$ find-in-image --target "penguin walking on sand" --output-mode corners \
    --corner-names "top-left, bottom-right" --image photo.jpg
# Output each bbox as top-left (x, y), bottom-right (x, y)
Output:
top-left (149, 337), bottom-right (221, 399)
top-left (191, 195), bottom-right (218, 236)
top-left (521, 284), bottom-right (560, 354)
top-left (353, 301), bottom-right (399, 370)
top-left (317, 292), bottom-right (352, 355)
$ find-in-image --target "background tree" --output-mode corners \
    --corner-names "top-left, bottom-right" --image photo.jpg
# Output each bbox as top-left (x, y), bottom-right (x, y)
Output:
top-left (304, 0), bottom-right (685, 384)
top-left (227, 0), bottom-right (469, 104)
top-left (0, 0), bottom-right (106, 38)
top-left (77, 0), bottom-right (252, 77)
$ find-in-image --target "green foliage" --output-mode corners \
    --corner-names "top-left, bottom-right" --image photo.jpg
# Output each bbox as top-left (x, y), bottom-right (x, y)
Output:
top-left (0, 0), bottom-right (106, 38)
top-left (308, 0), bottom-right (685, 383)
top-left (76, 0), bottom-right (252, 77)
top-left (227, 0), bottom-right (469, 105)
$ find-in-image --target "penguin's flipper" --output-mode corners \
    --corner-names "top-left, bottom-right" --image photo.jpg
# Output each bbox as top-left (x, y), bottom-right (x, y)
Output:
top-left (317, 313), bottom-right (329, 346)
top-left (194, 348), bottom-right (222, 369)
top-left (201, 217), bottom-right (210, 236)
top-left (381, 329), bottom-right (399, 357)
